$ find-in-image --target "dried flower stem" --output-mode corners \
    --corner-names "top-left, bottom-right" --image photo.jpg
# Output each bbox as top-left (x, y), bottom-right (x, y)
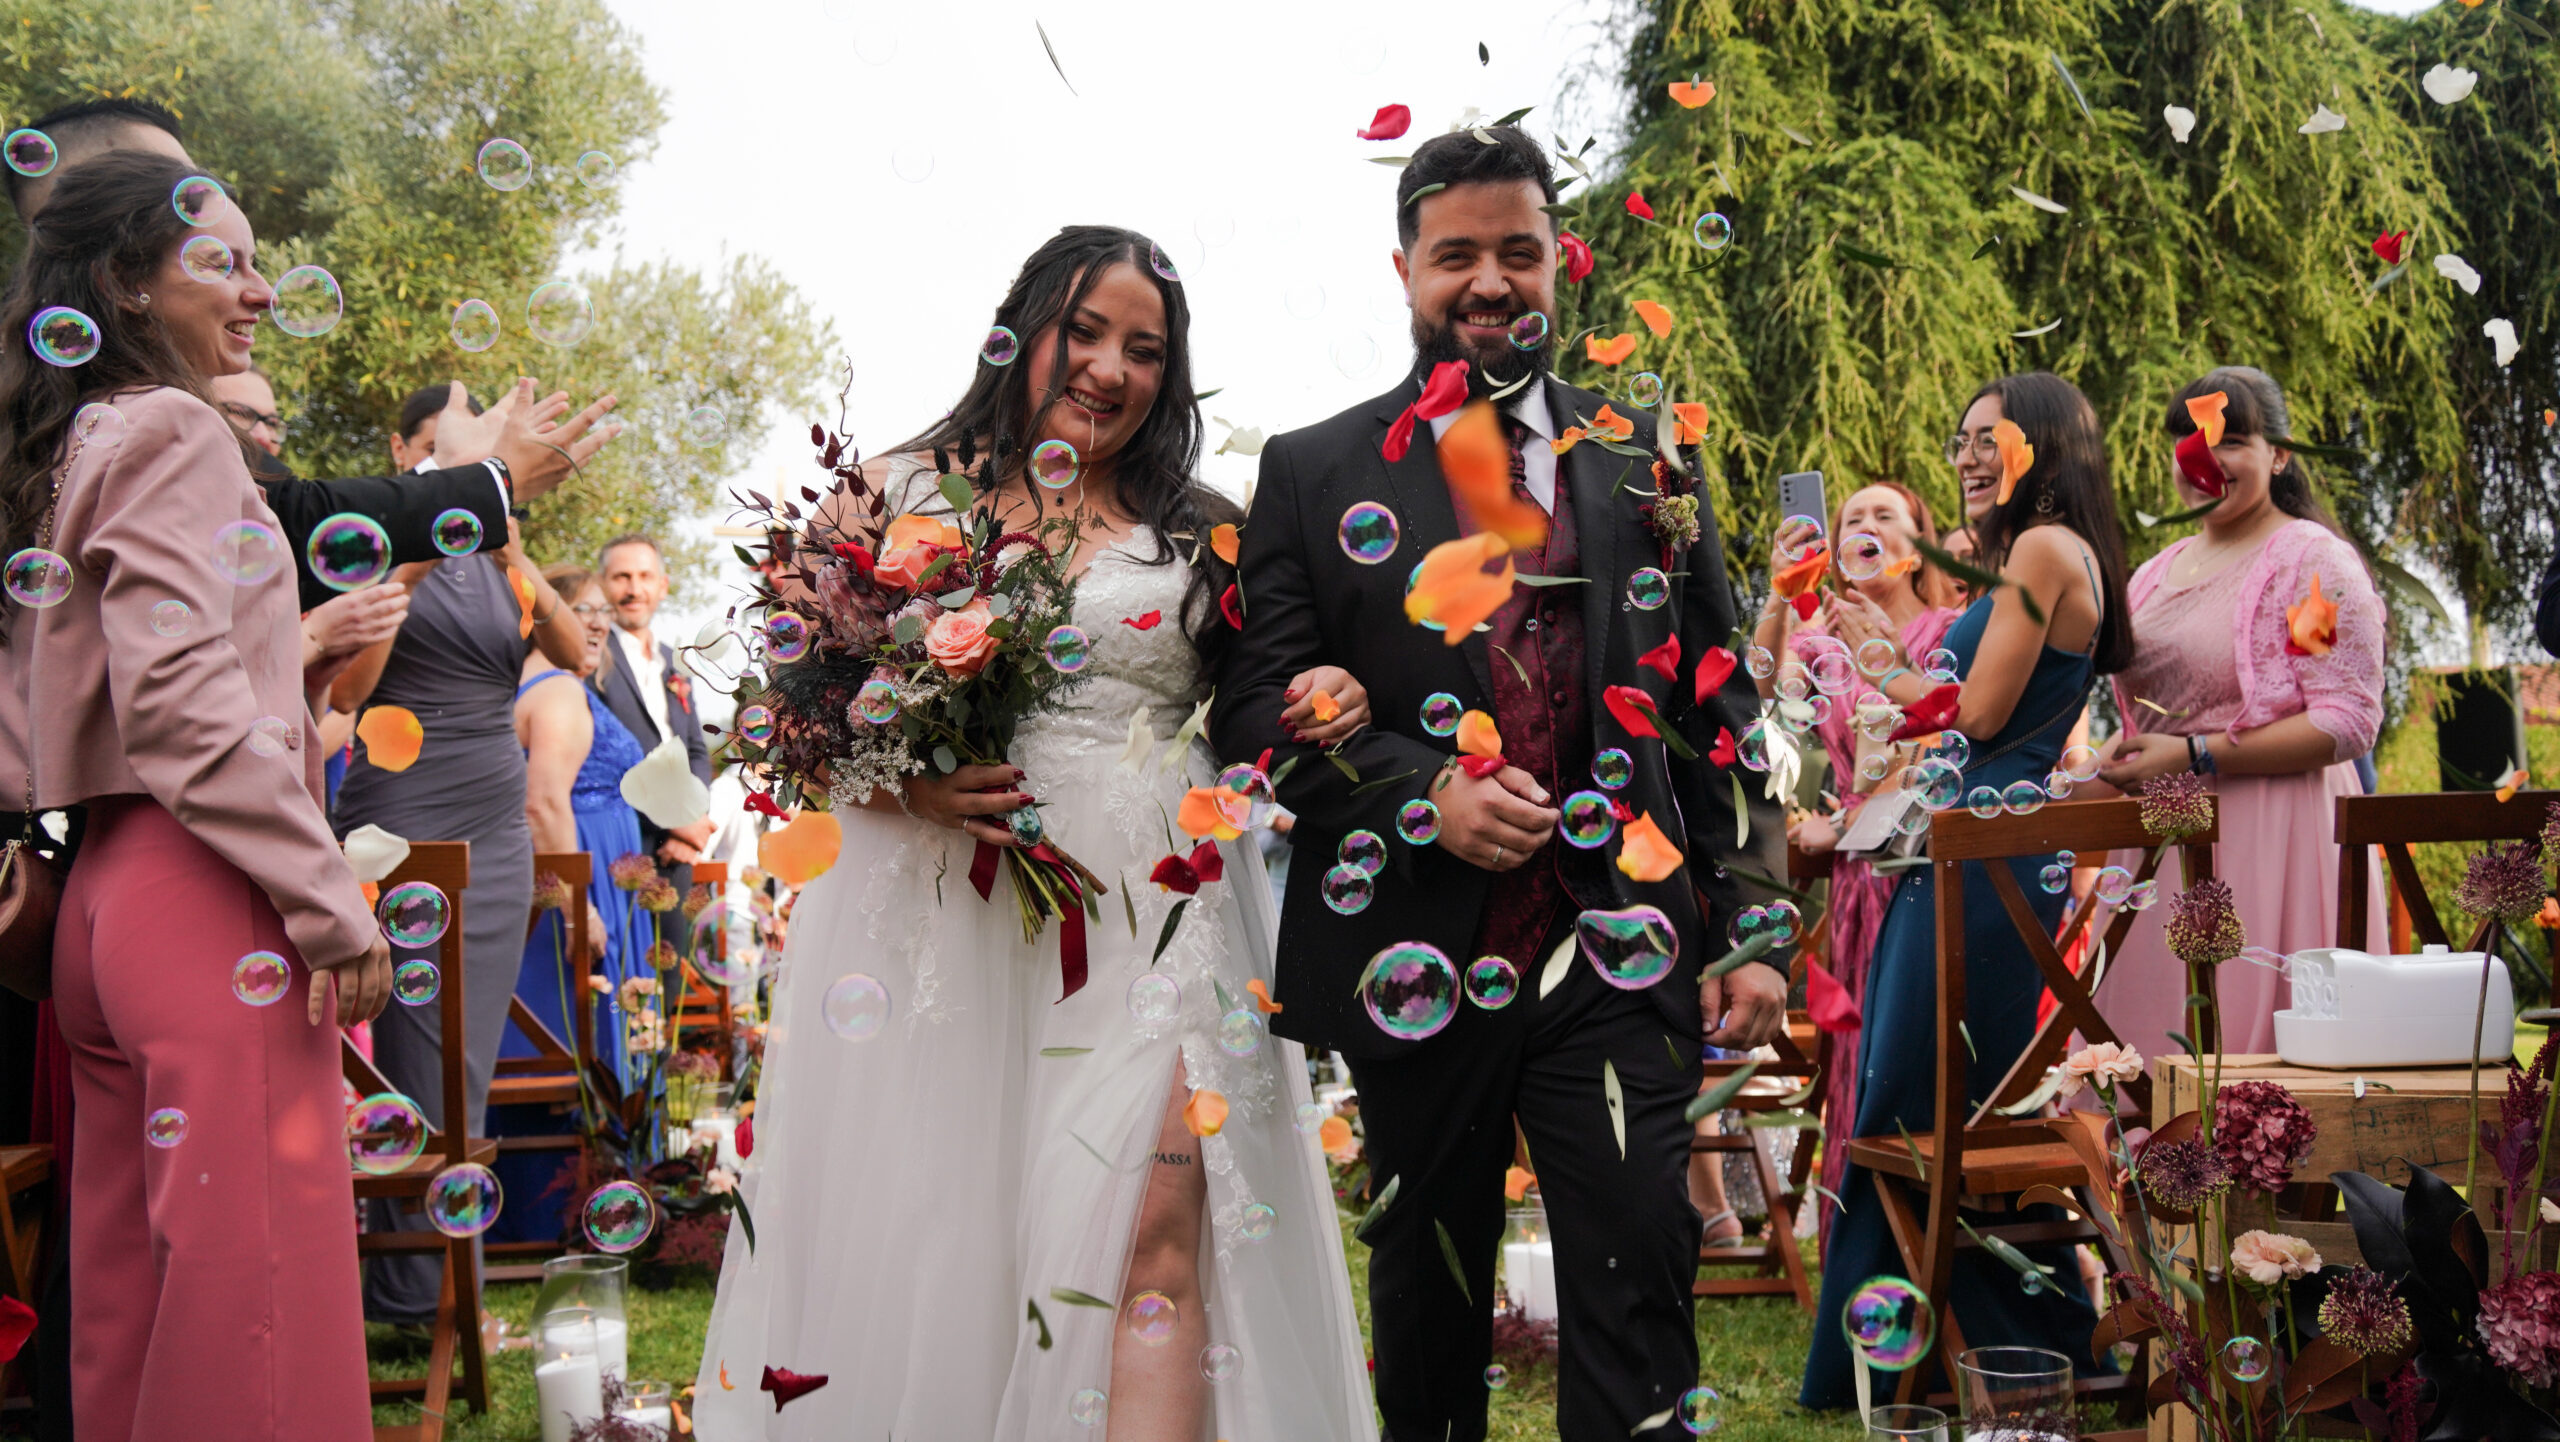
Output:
top-left (2466, 922), bottom-right (2499, 1200)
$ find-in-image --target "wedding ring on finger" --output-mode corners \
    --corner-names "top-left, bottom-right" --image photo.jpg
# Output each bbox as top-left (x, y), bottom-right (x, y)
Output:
top-left (1493, 844), bottom-right (1505, 867)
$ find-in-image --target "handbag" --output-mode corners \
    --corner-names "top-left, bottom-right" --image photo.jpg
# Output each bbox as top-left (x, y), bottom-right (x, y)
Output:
top-left (0, 451), bottom-right (73, 1001)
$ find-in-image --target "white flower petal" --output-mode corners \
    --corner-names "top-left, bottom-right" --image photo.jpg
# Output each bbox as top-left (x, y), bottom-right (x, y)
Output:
top-left (620, 732), bottom-right (713, 829)
top-left (2435, 253), bottom-right (2483, 295)
top-left (1212, 416), bottom-right (1267, 457)
top-left (1118, 707), bottom-right (1156, 773)
top-left (2010, 185), bottom-right (2069, 215)
top-left (2422, 63), bottom-right (2478, 106)
top-left (2164, 105), bottom-right (2197, 144)
top-left (342, 824), bottom-right (411, 884)
top-left (2485, 318), bottom-right (2521, 367)
top-left (2543, 1196), bottom-right (2560, 1224)
top-left (2298, 103), bottom-right (2347, 135)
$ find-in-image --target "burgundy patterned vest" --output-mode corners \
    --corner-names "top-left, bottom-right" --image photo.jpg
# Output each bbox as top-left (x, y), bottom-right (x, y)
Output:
top-left (1451, 417), bottom-right (1597, 970)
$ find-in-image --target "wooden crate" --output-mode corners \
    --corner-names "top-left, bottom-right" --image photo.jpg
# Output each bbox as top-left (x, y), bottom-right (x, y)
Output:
top-left (2152, 1053), bottom-right (2510, 1191)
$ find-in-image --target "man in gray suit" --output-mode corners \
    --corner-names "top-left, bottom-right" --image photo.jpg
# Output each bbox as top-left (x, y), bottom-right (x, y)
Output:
top-left (595, 535), bottom-right (714, 939)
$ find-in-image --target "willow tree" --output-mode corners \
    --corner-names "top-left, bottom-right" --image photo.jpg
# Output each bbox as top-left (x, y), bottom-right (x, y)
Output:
top-left (1562, 0), bottom-right (2464, 628)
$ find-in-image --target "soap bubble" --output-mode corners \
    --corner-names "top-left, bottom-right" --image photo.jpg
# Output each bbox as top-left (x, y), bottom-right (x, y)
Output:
top-left (1858, 753), bottom-right (1890, 783)
top-left (1577, 905), bottom-right (1678, 988)
top-left (2220, 1336), bottom-right (2268, 1383)
top-left (681, 407), bottom-right (725, 447)
top-left (1031, 438), bottom-right (1080, 489)
top-left (687, 901), bottom-right (755, 987)
top-left (347, 1092), bottom-right (429, 1175)
top-left (1627, 567), bottom-right (1671, 610)
top-left (1126, 1291), bottom-right (1178, 1345)
top-left (1238, 1202), bottom-right (1275, 1240)
top-left (1765, 899), bottom-right (1803, 943)
top-left (1905, 757), bottom-right (1965, 811)
top-left (1508, 311), bottom-right (1549, 349)
top-left (1921, 647), bottom-right (1960, 683)
top-left (170, 175), bottom-right (225, 225)
top-left (392, 959), bottom-right (440, 1006)
top-left (27, 306), bottom-right (99, 367)
top-left (2001, 780), bottom-right (2046, 816)
top-left (1727, 904), bottom-right (1772, 950)
top-left (1777, 514), bottom-right (1828, 563)
top-left (1679, 1385), bottom-right (1723, 1434)
top-left (247, 716), bottom-right (293, 757)
top-left (1339, 502), bottom-right (1399, 564)
top-left (1202, 1344), bottom-right (1242, 1381)
top-left (270, 266), bottom-right (343, 339)
top-left (1069, 1388), bottom-right (1108, 1427)
top-left (1592, 748), bottom-right (1634, 789)
top-left (890, 143), bottom-right (934, 183)
top-left (1043, 625), bottom-right (1091, 673)
top-left (73, 401), bottom-right (124, 451)
top-left (735, 705), bottom-right (775, 744)
top-left (1929, 731), bottom-right (1972, 769)
top-left (853, 679), bottom-right (900, 724)
top-left (378, 880), bottom-right (452, 947)
top-left (1359, 943), bottom-right (1459, 1040)
top-left (1560, 790), bottom-right (1617, 848)
top-left (1464, 955), bottom-right (1519, 1009)
top-left (3, 128), bottom-right (56, 178)
top-left (3, 548), bottom-right (71, 608)
top-left (1693, 212), bottom-right (1733, 250)
top-left (574, 150), bottom-right (617, 187)
top-left (449, 298), bottom-right (500, 351)
top-left (1743, 645), bottom-right (1777, 679)
top-left (305, 512), bottom-right (391, 591)
top-left (1966, 786), bottom-right (2002, 820)
top-left (2126, 879), bottom-right (2160, 912)
top-left (1856, 638), bottom-right (1900, 677)
top-left (179, 234), bottom-right (234, 283)
top-left (764, 611), bottom-right (811, 662)
top-left (1841, 1276), bottom-right (1935, 1371)
top-left (2054, 850), bottom-right (2075, 868)
top-left (581, 1179), bottom-right (657, 1253)
top-left (526, 280), bottom-right (595, 346)
top-left (2038, 864), bottom-right (2070, 895)
top-left (981, 325), bottom-right (1019, 366)
top-left (2045, 770), bottom-right (2074, 800)
top-left (432, 507), bottom-right (484, 556)
top-left (2062, 743), bottom-right (2102, 781)
top-left (425, 1163), bottom-right (503, 1238)
top-left (1337, 830), bottom-right (1387, 876)
top-left (1419, 692), bottom-right (1463, 735)
top-left (1321, 864), bottom-right (1374, 915)
top-left (1127, 973), bottom-right (1181, 1026)
top-left (1837, 532), bottom-right (1886, 582)
top-left (1218, 1008), bottom-right (1263, 1057)
top-left (2094, 866), bottom-right (2134, 907)
top-left (822, 973), bottom-right (891, 1041)
top-left (475, 138), bottom-right (533, 191)
top-left (146, 1108), bottom-right (189, 1147)
top-left (1485, 1363), bottom-right (1510, 1390)
top-left (1735, 719), bottom-right (1771, 772)
top-left (1394, 799), bottom-right (1441, 845)
top-left (1810, 650), bottom-right (1857, 696)
top-left (1215, 763), bottom-right (1276, 829)
top-left (1628, 372), bottom-right (1664, 407)
top-left (232, 950), bottom-right (291, 1006)
top-left (1294, 1102), bottom-right (1327, 1135)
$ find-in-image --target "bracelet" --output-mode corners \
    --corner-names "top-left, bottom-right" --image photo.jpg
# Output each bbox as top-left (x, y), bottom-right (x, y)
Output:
top-left (531, 596), bottom-right (560, 625)
top-left (1876, 666), bottom-right (1910, 689)
top-left (2195, 735), bottom-right (2218, 776)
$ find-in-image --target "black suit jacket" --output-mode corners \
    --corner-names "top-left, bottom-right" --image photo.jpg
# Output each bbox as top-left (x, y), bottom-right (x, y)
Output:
top-left (260, 463), bottom-right (511, 612)
top-left (597, 632), bottom-right (714, 858)
top-left (1211, 377), bottom-right (1766, 1057)
top-left (2539, 547), bottom-right (2560, 659)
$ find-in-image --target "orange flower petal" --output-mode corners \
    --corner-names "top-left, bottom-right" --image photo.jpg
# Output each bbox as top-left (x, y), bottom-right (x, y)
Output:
top-left (1309, 689), bottom-right (1341, 723)
top-left (361, 880), bottom-right (380, 908)
top-left (1631, 300), bottom-right (1673, 338)
top-left (1667, 80), bottom-right (1716, 109)
top-left (2497, 765), bottom-right (2529, 803)
top-left (1504, 1164), bottom-right (1535, 1201)
top-left (1183, 1088), bottom-right (1229, 1138)
top-left (1883, 554), bottom-right (1920, 577)
top-left (355, 705), bottom-right (424, 773)
top-left (1209, 522), bottom-right (1240, 565)
top-left (1991, 418), bottom-right (2036, 506)
top-left (1614, 810), bottom-right (1685, 883)
top-left (1404, 533), bottom-right (1517, 643)
top-left (2185, 390), bottom-right (2229, 448)
top-left (1439, 401), bottom-right (1549, 550)
top-left (1318, 1114), bottom-right (1357, 1160)
top-left (885, 513), bottom-right (964, 552)
top-left (1550, 426), bottom-right (1588, 456)
top-left (1591, 404), bottom-right (1634, 440)
top-left (2285, 571), bottom-right (2339, 658)
top-left (1177, 786), bottom-right (1248, 840)
top-left (2543, 408), bottom-right (2556, 428)
top-left (1671, 402), bottom-right (1710, 447)
top-left (720, 1363), bottom-right (735, 1391)
top-left (510, 567), bottom-right (537, 638)
top-left (1455, 709), bottom-right (1503, 758)
top-left (1771, 547), bottom-right (1830, 600)
top-left (2536, 895), bottom-right (2559, 929)
top-left (757, 809), bottom-right (844, 888)
top-left (1246, 977), bottom-right (1284, 1014)
top-left (1585, 333), bottom-right (1638, 366)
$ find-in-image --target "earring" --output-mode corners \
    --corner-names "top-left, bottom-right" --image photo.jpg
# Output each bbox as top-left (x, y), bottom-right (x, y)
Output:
top-left (2034, 485), bottom-right (2059, 517)
top-left (135, 292), bottom-right (150, 306)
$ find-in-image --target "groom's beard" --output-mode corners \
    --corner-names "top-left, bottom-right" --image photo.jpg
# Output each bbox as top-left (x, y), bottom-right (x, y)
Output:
top-left (1410, 309), bottom-right (1552, 409)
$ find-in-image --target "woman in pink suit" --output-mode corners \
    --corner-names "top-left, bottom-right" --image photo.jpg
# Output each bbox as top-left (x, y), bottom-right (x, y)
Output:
top-left (0, 150), bottom-right (392, 1440)
top-left (2092, 365), bottom-right (2387, 1059)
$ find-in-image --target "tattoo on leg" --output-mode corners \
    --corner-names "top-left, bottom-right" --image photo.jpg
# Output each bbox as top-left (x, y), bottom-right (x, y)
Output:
top-left (1154, 1151), bottom-right (1193, 1167)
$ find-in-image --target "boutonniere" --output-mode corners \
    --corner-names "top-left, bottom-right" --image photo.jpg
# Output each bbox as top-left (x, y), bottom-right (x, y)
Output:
top-left (1638, 457), bottom-right (1702, 566)
top-left (667, 671), bottom-right (694, 710)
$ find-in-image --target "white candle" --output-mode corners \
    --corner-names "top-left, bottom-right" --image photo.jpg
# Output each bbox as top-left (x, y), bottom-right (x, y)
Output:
top-left (617, 1403), bottom-right (673, 1435)
top-left (533, 1354), bottom-right (603, 1442)
top-left (694, 1115), bottom-right (739, 1171)
top-left (1502, 1240), bottom-right (1558, 1321)
top-left (589, 1316), bottom-right (628, 1381)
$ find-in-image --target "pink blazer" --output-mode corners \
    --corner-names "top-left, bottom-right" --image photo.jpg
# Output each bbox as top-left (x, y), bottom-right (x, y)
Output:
top-left (1, 386), bottom-right (373, 969)
top-left (2114, 518), bottom-right (2387, 762)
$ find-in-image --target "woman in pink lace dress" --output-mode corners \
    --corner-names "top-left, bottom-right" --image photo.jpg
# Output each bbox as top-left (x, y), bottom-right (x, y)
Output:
top-left (2093, 367), bottom-right (2387, 1058)
top-left (1741, 481), bottom-right (1963, 1254)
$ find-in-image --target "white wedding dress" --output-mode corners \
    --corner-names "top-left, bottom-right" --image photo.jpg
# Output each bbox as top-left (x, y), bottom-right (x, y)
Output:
top-left (692, 494), bottom-right (1376, 1440)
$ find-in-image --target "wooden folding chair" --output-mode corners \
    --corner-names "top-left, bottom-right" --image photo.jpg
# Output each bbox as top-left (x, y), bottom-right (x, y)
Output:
top-left (347, 842), bottom-right (493, 1442)
top-left (672, 859), bottom-right (736, 1070)
top-left (1842, 798), bottom-right (2219, 1410)
top-left (2337, 788), bottom-right (2557, 952)
top-left (0, 1143), bottom-right (51, 1407)
top-left (484, 852), bottom-right (600, 1281)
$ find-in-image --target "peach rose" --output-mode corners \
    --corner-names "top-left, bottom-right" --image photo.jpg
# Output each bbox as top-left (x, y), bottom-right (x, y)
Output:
top-left (923, 600), bottom-right (1000, 676)
top-left (874, 514), bottom-right (964, 591)
top-left (2229, 1229), bottom-right (2322, 1286)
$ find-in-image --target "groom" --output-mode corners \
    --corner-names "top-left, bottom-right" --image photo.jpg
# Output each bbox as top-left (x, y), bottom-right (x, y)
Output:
top-left (1212, 127), bottom-right (1788, 1439)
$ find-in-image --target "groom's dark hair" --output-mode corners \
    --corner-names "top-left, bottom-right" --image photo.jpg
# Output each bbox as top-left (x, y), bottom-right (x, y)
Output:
top-left (1394, 127), bottom-right (1557, 249)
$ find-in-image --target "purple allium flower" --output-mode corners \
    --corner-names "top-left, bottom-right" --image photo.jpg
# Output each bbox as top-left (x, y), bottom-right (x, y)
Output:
top-left (608, 852), bottom-right (657, 891)
top-left (682, 882), bottom-right (715, 922)
top-left (2541, 800), bottom-right (2560, 858)
top-left (2134, 1136), bottom-right (2232, 1212)
top-left (530, 871), bottom-right (575, 913)
top-left (636, 877), bottom-right (681, 913)
top-left (2137, 770), bottom-right (2215, 840)
top-left (2317, 1266), bottom-right (2414, 1356)
top-left (2164, 876), bottom-right (2248, 967)
top-left (2477, 1271), bottom-right (2560, 1389)
top-left (2214, 1079), bottom-right (2319, 1194)
top-left (2457, 841), bottom-right (2549, 927)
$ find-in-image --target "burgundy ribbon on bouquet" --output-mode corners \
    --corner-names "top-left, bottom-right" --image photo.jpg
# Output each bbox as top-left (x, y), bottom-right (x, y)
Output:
top-left (968, 839), bottom-right (1091, 1003)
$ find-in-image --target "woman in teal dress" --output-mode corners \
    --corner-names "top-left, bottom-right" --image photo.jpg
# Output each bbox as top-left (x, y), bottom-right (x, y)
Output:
top-left (1801, 373), bottom-right (2134, 1408)
top-left (489, 564), bottom-right (653, 1245)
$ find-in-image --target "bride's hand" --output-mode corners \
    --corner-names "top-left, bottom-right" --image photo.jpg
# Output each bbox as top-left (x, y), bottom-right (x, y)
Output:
top-left (1281, 667), bottom-right (1370, 746)
top-left (900, 763), bottom-right (1032, 847)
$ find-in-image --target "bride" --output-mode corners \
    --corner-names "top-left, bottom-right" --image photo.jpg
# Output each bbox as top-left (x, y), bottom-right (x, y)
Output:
top-left (693, 226), bottom-right (1380, 1441)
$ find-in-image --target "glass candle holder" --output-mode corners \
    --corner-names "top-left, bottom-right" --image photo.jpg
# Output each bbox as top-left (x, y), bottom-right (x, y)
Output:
top-left (533, 1305), bottom-right (605, 1442)
top-left (1500, 1200), bottom-right (1555, 1321)
top-left (618, 1377), bottom-right (675, 1437)
top-left (535, 1254), bottom-right (630, 1382)
top-left (1955, 1346), bottom-right (2074, 1442)
top-left (1867, 1403), bottom-right (1951, 1442)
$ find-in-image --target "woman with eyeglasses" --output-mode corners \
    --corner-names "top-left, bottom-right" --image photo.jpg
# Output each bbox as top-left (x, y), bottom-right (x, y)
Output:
top-left (1799, 372), bottom-right (2135, 1410)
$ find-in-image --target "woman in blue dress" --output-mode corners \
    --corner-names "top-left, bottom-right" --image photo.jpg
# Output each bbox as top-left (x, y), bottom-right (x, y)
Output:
top-left (488, 562), bottom-right (653, 1246)
top-left (1800, 372), bottom-right (2134, 1408)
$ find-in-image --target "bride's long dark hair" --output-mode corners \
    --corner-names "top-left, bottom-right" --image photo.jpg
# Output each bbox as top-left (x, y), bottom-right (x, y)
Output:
top-left (898, 225), bottom-right (1239, 688)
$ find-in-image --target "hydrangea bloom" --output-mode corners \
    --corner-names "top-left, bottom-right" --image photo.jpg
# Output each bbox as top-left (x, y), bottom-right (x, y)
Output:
top-left (2214, 1080), bottom-right (2318, 1193)
top-left (2477, 1271), bottom-right (2560, 1389)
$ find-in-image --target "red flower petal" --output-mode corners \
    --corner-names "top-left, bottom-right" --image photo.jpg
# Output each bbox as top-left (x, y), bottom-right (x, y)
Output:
top-left (1381, 403), bottom-right (1420, 462)
top-left (762, 1366), bottom-right (830, 1410)
top-left (1150, 853), bottom-right (1203, 895)
top-left (1355, 103), bottom-right (1412, 141)
top-left (1637, 634), bottom-right (1681, 681)
top-left (744, 791), bottom-right (789, 819)
top-left (2371, 229), bottom-right (2407, 265)
top-left (1888, 683), bottom-right (1963, 742)
top-left (1693, 645), bottom-right (1736, 705)
top-left (1708, 727), bottom-right (1737, 768)
top-left (1460, 754), bottom-right (1506, 779)
top-left (1219, 583), bottom-right (1243, 629)
top-left (737, 1113), bottom-right (753, 1157)
top-left (2174, 428), bottom-right (2228, 497)
top-left (1604, 684), bottom-right (1662, 740)
top-left (1626, 191), bottom-right (1655, 220)
top-left (1188, 839), bottom-right (1226, 884)
top-left (1559, 231), bottom-right (1594, 283)
top-left (1122, 610), bottom-right (1162, 630)
top-left (1789, 592), bottom-right (1819, 620)
top-left (830, 542), bottom-right (875, 577)
top-left (0, 1294), bottom-right (32, 1364)
top-left (1607, 797), bottom-right (1635, 822)
top-left (1416, 360), bottom-right (1472, 421)
top-left (1805, 956), bottom-right (1862, 1032)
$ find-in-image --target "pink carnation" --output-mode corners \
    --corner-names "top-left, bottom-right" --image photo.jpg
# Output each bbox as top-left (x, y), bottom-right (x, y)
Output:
top-left (2213, 1079), bottom-right (2318, 1194)
top-left (2228, 1228), bottom-right (2321, 1286)
top-left (2059, 1042), bottom-right (2144, 1098)
top-left (2477, 1271), bottom-right (2560, 1389)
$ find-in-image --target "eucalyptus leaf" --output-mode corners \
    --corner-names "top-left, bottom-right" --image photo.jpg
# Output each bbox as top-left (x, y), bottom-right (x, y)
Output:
top-left (893, 614), bottom-right (924, 646)
top-left (1122, 871), bottom-right (1139, 938)
top-left (2367, 553), bottom-right (2453, 631)
top-left (1685, 1061), bottom-right (1762, 1123)
top-left (1049, 1286), bottom-right (1115, 1310)
top-left (1733, 773), bottom-right (1750, 850)
top-left (915, 551), bottom-right (955, 587)
top-left (735, 1194), bottom-right (757, 1254)
top-left (1435, 1218), bottom-right (1473, 1304)
top-left (1742, 1111), bottom-right (1820, 1130)
top-left (1538, 202), bottom-right (1582, 218)
top-left (932, 744), bottom-right (957, 774)
top-left (1404, 182), bottom-right (1448, 206)
top-left (1369, 155), bottom-right (1412, 167)
top-left (1026, 1298), bottom-right (1053, 1350)
top-left (1513, 573), bottom-right (1592, 587)
top-left (1603, 1059), bottom-right (1627, 1159)
top-left (1152, 899), bottom-right (1190, 965)
top-left (1486, 369), bottom-right (1535, 401)
top-left (1837, 242), bottom-right (1898, 269)
top-left (1039, 1046), bottom-right (1094, 1057)
top-left (2168, 1029), bottom-right (2203, 1067)
top-left (1354, 1173), bottom-right (1401, 1244)
top-left (1493, 105), bottom-right (1534, 126)
top-left (937, 472), bottom-right (975, 513)
top-left (1703, 930), bottom-right (1779, 981)
top-left (1779, 1072), bottom-right (1821, 1107)
top-left (1269, 755), bottom-right (1302, 790)
top-left (1969, 234), bottom-right (2003, 260)
top-left (938, 584), bottom-right (978, 609)
top-left (1777, 124), bottom-right (1813, 147)
top-left (2048, 52), bottom-right (2095, 122)
top-left (2136, 497), bottom-right (2226, 529)
top-left (1347, 768), bottom-right (1419, 797)
top-left (1326, 752), bottom-right (1361, 783)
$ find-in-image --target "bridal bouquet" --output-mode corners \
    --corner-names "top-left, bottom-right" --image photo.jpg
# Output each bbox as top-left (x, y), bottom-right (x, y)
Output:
top-left (715, 422), bottom-right (1109, 992)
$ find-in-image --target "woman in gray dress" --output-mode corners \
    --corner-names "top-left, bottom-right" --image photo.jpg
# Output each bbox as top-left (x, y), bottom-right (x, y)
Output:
top-left (333, 514), bottom-right (583, 1322)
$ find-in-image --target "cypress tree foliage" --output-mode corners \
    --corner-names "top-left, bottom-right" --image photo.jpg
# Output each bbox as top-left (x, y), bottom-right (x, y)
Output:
top-left (1564, 0), bottom-right (2468, 637)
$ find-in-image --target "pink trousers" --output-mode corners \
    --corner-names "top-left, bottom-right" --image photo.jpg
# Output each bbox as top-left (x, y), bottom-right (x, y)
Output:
top-left (49, 796), bottom-right (370, 1441)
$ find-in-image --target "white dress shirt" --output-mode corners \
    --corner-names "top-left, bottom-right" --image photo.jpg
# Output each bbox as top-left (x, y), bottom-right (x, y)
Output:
top-left (614, 626), bottom-right (671, 742)
top-left (1426, 381), bottom-right (1559, 514)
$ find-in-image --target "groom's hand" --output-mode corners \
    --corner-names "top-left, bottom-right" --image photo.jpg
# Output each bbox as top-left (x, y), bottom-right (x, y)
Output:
top-left (1431, 765), bottom-right (1558, 871)
top-left (1703, 961), bottom-right (1788, 1049)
